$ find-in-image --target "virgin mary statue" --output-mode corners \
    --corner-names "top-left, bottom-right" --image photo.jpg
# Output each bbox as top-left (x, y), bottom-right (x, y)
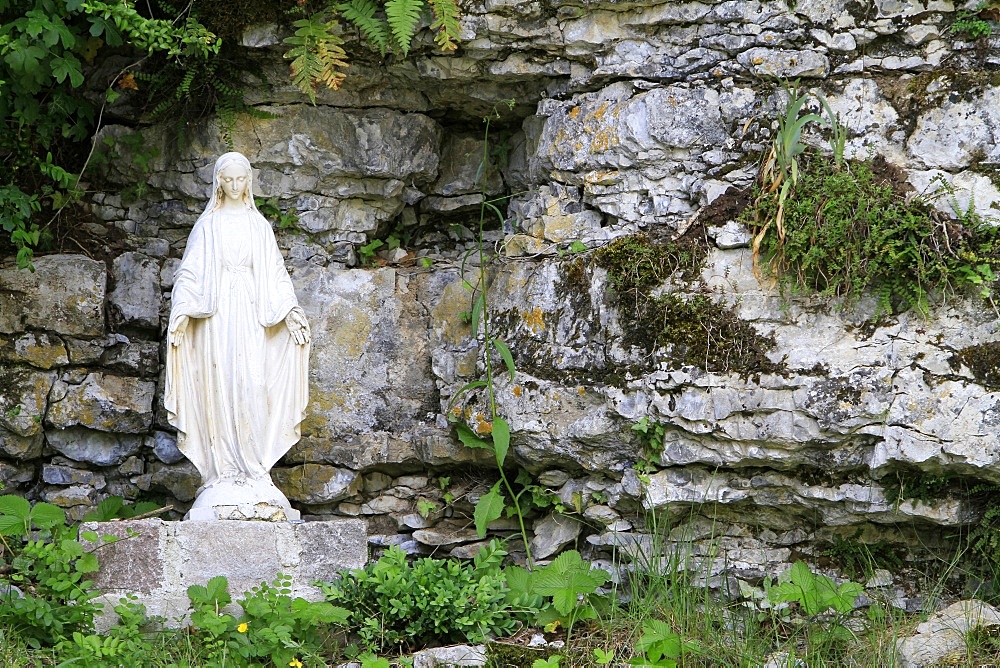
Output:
top-left (165, 151), bottom-right (310, 520)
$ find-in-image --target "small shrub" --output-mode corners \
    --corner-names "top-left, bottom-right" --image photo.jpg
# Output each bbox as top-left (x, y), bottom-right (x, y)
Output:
top-left (186, 573), bottom-right (349, 666)
top-left (0, 496), bottom-right (102, 648)
top-left (317, 542), bottom-right (515, 652)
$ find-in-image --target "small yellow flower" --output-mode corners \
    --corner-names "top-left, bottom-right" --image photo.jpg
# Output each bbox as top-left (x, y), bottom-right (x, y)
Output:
top-left (288, 659), bottom-right (303, 668)
top-left (237, 622), bottom-right (248, 633)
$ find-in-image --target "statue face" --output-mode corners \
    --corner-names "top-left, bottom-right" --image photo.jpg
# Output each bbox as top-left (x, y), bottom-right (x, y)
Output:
top-left (218, 163), bottom-right (250, 203)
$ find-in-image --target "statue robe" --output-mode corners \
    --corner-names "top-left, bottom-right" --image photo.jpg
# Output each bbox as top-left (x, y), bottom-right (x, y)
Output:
top-left (165, 209), bottom-right (309, 488)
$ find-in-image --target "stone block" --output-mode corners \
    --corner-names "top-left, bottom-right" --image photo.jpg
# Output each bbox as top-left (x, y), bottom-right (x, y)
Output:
top-left (175, 521), bottom-right (287, 596)
top-left (46, 427), bottom-right (142, 466)
top-left (108, 252), bottom-right (161, 330)
top-left (0, 332), bottom-right (69, 369)
top-left (297, 520), bottom-right (369, 583)
top-left (83, 518), bottom-right (367, 626)
top-left (47, 373), bottom-right (155, 433)
top-left (87, 520), bottom-right (165, 594)
top-left (0, 255), bottom-right (106, 336)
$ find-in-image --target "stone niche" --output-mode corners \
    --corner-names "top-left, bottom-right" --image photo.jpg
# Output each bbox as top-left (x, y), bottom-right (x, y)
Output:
top-left (2, 0), bottom-right (1000, 589)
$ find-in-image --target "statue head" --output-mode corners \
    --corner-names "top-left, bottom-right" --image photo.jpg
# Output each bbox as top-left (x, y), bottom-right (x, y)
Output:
top-left (210, 152), bottom-right (254, 210)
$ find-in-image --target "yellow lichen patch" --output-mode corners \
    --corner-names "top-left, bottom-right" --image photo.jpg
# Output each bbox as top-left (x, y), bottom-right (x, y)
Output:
top-left (521, 307), bottom-right (546, 335)
top-left (328, 314), bottom-right (372, 358)
top-left (590, 129), bottom-right (619, 153)
top-left (577, 386), bottom-right (586, 396)
top-left (300, 390), bottom-right (348, 435)
top-left (591, 101), bottom-right (610, 121)
top-left (473, 413), bottom-right (493, 436)
top-left (568, 106), bottom-right (581, 119)
top-left (431, 279), bottom-right (475, 346)
top-left (512, 385), bottom-right (523, 398)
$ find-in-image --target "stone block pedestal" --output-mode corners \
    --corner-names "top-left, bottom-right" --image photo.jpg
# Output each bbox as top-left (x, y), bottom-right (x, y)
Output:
top-left (82, 518), bottom-right (367, 626)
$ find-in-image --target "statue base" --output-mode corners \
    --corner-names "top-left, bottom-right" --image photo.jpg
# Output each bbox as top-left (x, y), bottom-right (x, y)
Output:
top-left (186, 475), bottom-right (301, 521)
top-left (82, 518), bottom-right (368, 629)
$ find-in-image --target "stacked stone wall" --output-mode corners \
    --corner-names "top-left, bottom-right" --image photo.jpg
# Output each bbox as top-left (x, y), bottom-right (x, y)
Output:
top-left (3, 0), bottom-right (1000, 587)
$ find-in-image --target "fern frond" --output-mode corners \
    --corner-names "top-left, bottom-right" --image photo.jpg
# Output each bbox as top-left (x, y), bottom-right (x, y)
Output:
top-left (428, 0), bottom-right (461, 52)
top-left (385, 0), bottom-right (423, 56)
top-left (316, 40), bottom-right (349, 90)
top-left (285, 45), bottom-right (324, 104)
top-left (337, 0), bottom-right (391, 56)
top-left (283, 14), bottom-right (349, 103)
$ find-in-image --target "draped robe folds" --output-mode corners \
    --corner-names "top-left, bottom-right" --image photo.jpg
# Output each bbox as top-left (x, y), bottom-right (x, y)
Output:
top-left (165, 208), bottom-right (309, 490)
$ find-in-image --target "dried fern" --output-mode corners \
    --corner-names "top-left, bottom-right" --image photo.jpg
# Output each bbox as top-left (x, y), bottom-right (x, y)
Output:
top-left (427, 0), bottom-right (461, 52)
top-left (337, 0), bottom-right (391, 56)
top-left (385, 0), bottom-right (423, 55)
top-left (283, 14), bottom-right (348, 103)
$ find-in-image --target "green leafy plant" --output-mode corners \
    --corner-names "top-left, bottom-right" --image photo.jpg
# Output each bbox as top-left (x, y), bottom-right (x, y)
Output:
top-left (255, 196), bottom-right (300, 230)
top-left (283, 0), bottom-right (462, 102)
top-left (446, 100), bottom-right (536, 565)
top-left (236, 573), bottom-right (350, 666)
top-left (317, 541), bottom-right (515, 652)
top-left (747, 82), bottom-right (1000, 316)
top-left (766, 562), bottom-right (862, 617)
top-left (337, 0), bottom-right (461, 56)
top-left (763, 561), bottom-right (863, 651)
top-left (81, 495), bottom-right (162, 522)
top-left (969, 482), bottom-right (1000, 568)
top-left (505, 550), bottom-right (609, 639)
top-left (416, 500), bottom-right (437, 518)
top-left (819, 530), bottom-right (903, 580)
top-left (283, 13), bottom-right (350, 104)
top-left (358, 238), bottom-right (385, 265)
top-left (0, 496), bottom-right (102, 648)
top-left (632, 417), bottom-right (665, 469)
top-left (751, 80), bottom-right (826, 271)
top-left (629, 619), bottom-right (697, 667)
top-left (951, 4), bottom-right (995, 39)
top-left (359, 651), bottom-right (392, 668)
top-left (881, 469), bottom-right (957, 507)
top-left (54, 596), bottom-right (157, 667)
top-left (593, 647), bottom-right (615, 664)
top-left (186, 573), bottom-right (348, 666)
top-left (0, 0), bottom-right (221, 268)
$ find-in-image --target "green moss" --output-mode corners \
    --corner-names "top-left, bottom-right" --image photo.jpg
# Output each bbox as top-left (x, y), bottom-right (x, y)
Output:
top-left (486, 640), bottom-right (552, 667)
top-left (884, 69), bottom-right (1000, 120)
top-left (951, 342), bottom-right (1000, 390)
top-left (592, 229), bottom-right (779, 376)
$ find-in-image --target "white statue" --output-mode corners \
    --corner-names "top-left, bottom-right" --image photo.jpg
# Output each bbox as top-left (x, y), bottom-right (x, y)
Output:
top-left (165, 151), bottom-right (310, 521)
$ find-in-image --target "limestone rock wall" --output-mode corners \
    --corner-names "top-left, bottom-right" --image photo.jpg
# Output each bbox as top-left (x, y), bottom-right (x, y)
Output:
top-left (3, 0), bottom-right (1000, 578)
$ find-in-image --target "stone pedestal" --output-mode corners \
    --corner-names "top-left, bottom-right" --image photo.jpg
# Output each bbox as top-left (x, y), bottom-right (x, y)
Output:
top-left (82, 518), bottom-right (367, 627)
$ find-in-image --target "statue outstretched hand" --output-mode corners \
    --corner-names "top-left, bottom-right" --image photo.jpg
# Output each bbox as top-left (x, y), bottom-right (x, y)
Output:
top-left (286, 308), bottom-right (311, 345)
top-left (170, 315), bottom-right (190, 346)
